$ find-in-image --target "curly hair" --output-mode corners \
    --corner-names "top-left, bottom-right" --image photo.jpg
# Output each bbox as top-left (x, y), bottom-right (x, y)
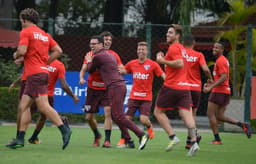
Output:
top-left (19, 8), bottom-right (39, 24)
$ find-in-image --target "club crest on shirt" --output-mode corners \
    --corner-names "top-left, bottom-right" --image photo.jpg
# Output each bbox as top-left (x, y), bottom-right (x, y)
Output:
top-left (144, 65), bottom-right (150, 70)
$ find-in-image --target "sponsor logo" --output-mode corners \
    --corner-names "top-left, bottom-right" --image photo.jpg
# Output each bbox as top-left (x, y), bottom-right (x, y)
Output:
top-left (133, 92), bottom-right (146, 97)
top-left (144, 65), bottom-right (150, 70)
top-left (133, 72), bottom-right (149, 80)
top-left (47, 66), bottom-right (57, 72)
top-left (182, 51), bottom-right (198, 62)
top-left (54, 86), bottom-right (87, 97)
top-left (33, 32), bottom-right (49, 42)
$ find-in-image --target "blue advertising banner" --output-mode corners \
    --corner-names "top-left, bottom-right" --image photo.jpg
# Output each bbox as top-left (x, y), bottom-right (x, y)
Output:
top-left (53, 71), bottom-right (133, 114)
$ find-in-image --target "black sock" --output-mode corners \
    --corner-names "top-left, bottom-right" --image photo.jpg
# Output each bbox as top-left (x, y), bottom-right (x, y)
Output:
top-left (105, 130), bottom-right (111, 142)
top-left (186, 136), bottom-right (191, 143)
top-left (58, 124), bottom-right (67, 135)
top-left (214, 133), bottom-right (221, 141)
top-left (93, 129), bottom-right (100, 138)
top-left (16, 130), bottom-right (19, 138)
top-left (17, 131), bottom-right (25, 140)
top-left (236, 122), bottom-right (243, 128)
top-left (30, 129), bottom-right (40, 140)
top-left (169, 134), bottom-right (176, 140)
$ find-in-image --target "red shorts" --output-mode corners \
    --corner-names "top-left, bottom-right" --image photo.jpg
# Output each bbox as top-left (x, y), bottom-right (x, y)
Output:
top-left (125, 99), bottom-right (152, 117)
top-left (23, 73), bottom-right (48, 98)
top-left (19, 80), bottom-right (26, 99)
top-left (156, 86), bottom-right (192, 111)
top-left (209, 92), bottom-right (230, 106)
top-left (190, 90), bottom-right (201, 109)
top-left (84, 87), bottom-right (110, 113)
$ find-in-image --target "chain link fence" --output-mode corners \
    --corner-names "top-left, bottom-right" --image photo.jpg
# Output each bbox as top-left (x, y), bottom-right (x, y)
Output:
top-left (0, 19), bottom-right (254, 129)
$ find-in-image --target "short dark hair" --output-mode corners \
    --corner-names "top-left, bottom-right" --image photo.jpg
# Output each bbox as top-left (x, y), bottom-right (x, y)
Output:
top-left (138, 41), bottom-right (148, 47)
top-left (183, 34), bottom-right (194, 46)
top-left (91, 35), bottom-right (104, 44)
top-left (170, 24), bottom-right (183, 37)
top-left (217, 40), bottom-right (226, 49)
top-left (100, 31), bottom-right (113, 39)
top-left (19, 8), bottom-right (39, 24)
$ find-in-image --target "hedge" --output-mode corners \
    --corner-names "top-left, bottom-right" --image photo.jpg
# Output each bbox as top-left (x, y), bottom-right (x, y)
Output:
top-left (0, 87), bottom-right (105, 124)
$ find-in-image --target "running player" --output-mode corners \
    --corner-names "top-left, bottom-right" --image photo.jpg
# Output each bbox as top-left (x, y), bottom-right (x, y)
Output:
top-left (183, 34), bottom-right (213, 149)
top-left (203, 42), bottom-right (252, 144)
top-left (154, 24), bottom-right (199, 156)
top-left (6, 8), bottom-right (71, 150)
top-left (117, 41), bottom-right (165, 148)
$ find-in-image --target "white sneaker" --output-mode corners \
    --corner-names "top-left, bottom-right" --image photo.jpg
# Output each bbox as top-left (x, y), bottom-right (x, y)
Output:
top-left (165, 136), bottom-right (180, 152)
top-left (138, 134), bottom-right (149, 150)
top-left (187, 142), bottom-right (200, 156)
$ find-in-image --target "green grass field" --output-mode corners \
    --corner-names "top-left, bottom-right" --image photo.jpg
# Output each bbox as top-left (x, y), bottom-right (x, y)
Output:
top-left (0, 125), bottom-right (255, 164)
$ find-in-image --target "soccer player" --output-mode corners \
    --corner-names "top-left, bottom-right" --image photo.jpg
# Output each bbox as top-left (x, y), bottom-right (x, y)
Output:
top-left (154, 24), bottom-right (199, 156)
top-left (183, 35), bottom-right (213, 149)
top-left (116, 41), bottom-right (165, 148)
top-left (85, 35), bottom-right (149, 150)
top-left (79, 31), bottom-right (124, 148)
top-left (6, 8), bottom-right (71, 150)
top-left (28, 59), bottom-right (79, 144)
top-left (203, 42), bottom-right (252, 144)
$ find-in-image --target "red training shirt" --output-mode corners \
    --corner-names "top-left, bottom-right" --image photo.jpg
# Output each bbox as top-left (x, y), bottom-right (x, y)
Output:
top-left (125, 59), bottom-right (164, 101)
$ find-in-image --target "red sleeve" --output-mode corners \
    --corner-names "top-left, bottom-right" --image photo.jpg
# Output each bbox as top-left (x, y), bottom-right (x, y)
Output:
top-left (198, 53), bottom-right (207, 66)
top-left (165, 44), bottom-right (183, 61)
top-left (125, 61), bottom-right (132, 73)
top-left (218, 58), bottom-right (229, 74)
top-left (19, 30), bottom-right (30, 46)
top-left (58, 63), bottom-right (66, 79)
top-left (47, 33), bottom-right (57, 50)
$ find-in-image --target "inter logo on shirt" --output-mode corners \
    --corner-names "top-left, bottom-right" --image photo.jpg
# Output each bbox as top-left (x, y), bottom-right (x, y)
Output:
top-left (144, 65), bottom-right (150, 70)
top-left (33, 32), bottom-right (49, 42)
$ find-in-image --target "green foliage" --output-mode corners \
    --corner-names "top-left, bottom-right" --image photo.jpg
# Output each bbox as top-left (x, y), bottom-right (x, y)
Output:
top-left (216, 0), bottom-right (256, 97)
top-left (0, 87), bottom-right (19, 121)
top-left (0, 55), bottom-right (21, 87)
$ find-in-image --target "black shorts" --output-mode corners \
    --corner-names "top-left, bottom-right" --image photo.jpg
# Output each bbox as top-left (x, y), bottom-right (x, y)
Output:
top-left (126, 99), bottom-right (152, 117)
top-left (84, 88), bottom-right (110, 113)
top-left (209, 92), bottom-right (230, 106)
top-left (24, 73), bottom-right (48, 98)
top-left (156, 86), bottom-right (192, 111)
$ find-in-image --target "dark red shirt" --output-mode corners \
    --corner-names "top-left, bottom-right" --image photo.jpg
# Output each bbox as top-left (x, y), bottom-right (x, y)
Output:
top-left (87, 49), bottom-right (124, 87)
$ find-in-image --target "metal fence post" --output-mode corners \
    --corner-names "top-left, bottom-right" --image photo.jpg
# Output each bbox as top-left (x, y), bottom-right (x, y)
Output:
top-left (244, 24), bottom-right (252, 122)
top-left (48, 18), bottom-right (54, 36)
top-left (146, 22), bottom-right (152, 58)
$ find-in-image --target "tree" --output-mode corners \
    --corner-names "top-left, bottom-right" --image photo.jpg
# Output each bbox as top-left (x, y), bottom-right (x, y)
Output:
top-left (216, 0), bottom-right (256, 97)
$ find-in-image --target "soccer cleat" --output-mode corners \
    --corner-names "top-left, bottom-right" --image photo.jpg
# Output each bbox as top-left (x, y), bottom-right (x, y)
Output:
top-left (196, 135), bottom-right (202, 144)
top-left (6, 138), bottom-right (24, 149)
top-left (93, 135), bottom-right (101, 147)
top-left (147, 126), bottom-right (155, 139)
top-left (242, 123), bottom-right (252, 139)
top-left (165, 136), bottom-right (180, 152)
top-left (125, 140), bottom-right (135, 149)
top-left (187, 142), bottom-right (200, 156)
top-left (210, 140), bottom-right (222, 145)
top-left (62, 128), bottom-right (72, 150)
top-left (138, 134), bottom-right (149, 150)
top-left (28, 137), bottom-right (42, 144)
top-left (185, 134), bottom-right (202, 149)
top-left (116, 138), bottom-right (126, 148)
top-left (102, 141), bottom-right (111, 148)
